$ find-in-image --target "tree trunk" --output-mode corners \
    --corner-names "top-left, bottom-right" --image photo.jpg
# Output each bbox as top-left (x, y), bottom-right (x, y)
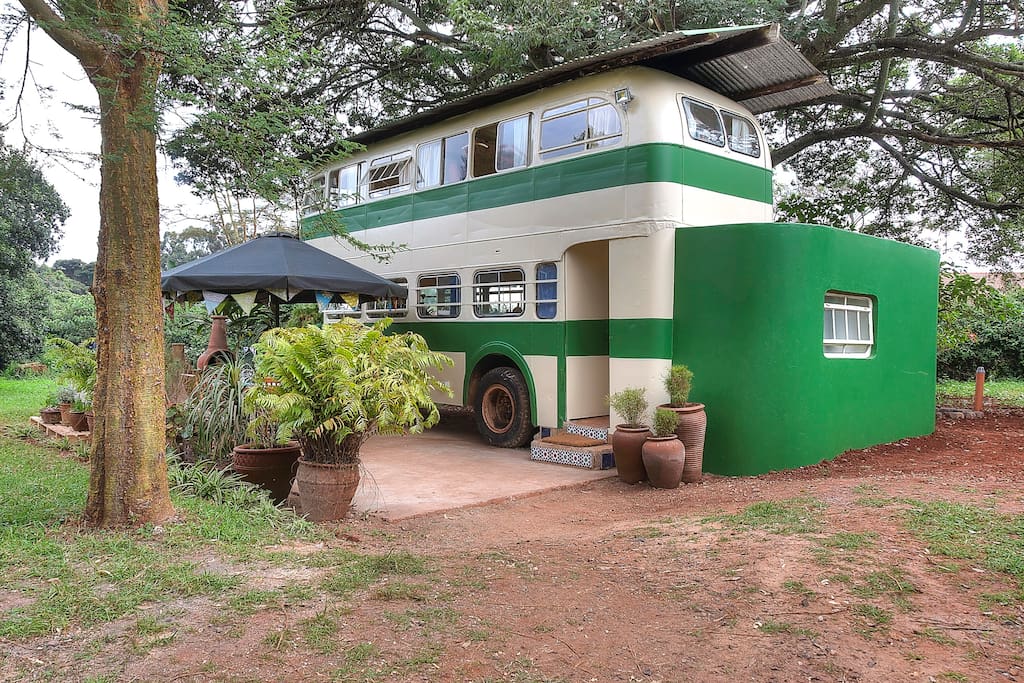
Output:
top-left (84, 56), bottom-right (174, 527)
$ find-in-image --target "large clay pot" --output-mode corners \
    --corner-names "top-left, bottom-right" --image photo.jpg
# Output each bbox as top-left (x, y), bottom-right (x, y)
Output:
top-left (664, 403), bottom-right (706, 484)
top-left (67, 410), bottom-right (88, 432)
top-left (642, 435), bottom-right (685, 489)
top-left (40, 408), bottom-right (62, 425)
top-left (58, 402), bottom-right (73, 426)
top-left (294, 459), bottom-right (360, 522)
top-left (232, 442), bottom-right (302, 504)
top-left (85, 411), bottom-right (95, 433)
top-left (611, 425), bottom-right (651, 484)
top-left (197, 315), bottom-right (235, 370)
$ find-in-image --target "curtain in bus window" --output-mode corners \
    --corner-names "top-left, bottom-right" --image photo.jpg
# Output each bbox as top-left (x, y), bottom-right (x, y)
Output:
top-left (536, 262), bottom-right (557, 319)
top-left (335, 165), bottom-right (360, 207)
top-left (683, 99), bottom-right (725, 147)
top-left (444, 133), bottom-right (469, 184)
top-left (540, 110), bottom-right (587, 159)
top-left (587, 104), bottom-right (621, 149)
top-left (417, 140), bottom-right (442, 189)
top-left (721, 112), bottom-right (760, 157)
top-left (496, 115), bottom-right (530, 170)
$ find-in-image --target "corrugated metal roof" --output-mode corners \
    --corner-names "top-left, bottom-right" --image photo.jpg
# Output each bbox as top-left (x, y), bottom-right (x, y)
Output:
top-left (347, 24), bottom-right (833, 146)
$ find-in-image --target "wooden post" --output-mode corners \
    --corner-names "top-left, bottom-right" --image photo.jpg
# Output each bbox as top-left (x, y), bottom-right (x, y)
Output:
top-left (973, 366), bottom-right (985, 413)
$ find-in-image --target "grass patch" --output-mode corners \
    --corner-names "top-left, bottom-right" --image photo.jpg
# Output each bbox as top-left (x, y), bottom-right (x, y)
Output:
top-left (300, 610), bottom-right (340, 654)
top-left (782, 580), bottom-right (815, 598)
top-left (904, 500), bottom-right (1024, 580)
top-left (851, 568), bottom-right (918, 599)
top-left (937, 379), bottom-right (1024, 407)
top-left (820, 532), bottom-right (877, 551)
top-left (756, 620), bottom-right (814, 637)
top-left (852, 603), bottom-right (893, 626)
top-left (915, 626), bottom-right (957, 646)
top-left (373, 581), bottom-right (428, 601)
top-left (315, 550), bottom-right (427, 597)
top-left (707, 497), bottom-right (825, 535)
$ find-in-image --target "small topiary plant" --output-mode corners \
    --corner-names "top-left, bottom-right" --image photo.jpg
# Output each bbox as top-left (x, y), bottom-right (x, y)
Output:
top-left (664, 364), bottom-right (694, 407)
top-left (607, 387), bottom-right (648, 427)
top-left (652, 407), bottom-right (680, 438)
top-left (55, 385), bottom-right (77, 405)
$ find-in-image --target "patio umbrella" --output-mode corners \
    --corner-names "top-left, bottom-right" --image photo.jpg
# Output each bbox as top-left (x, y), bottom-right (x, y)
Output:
top-left (162, 231), bottom-right (406, 305)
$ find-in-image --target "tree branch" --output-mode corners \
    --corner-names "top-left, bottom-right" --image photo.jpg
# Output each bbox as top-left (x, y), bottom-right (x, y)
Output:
top-left (16, 0), bottom-right (104, 67)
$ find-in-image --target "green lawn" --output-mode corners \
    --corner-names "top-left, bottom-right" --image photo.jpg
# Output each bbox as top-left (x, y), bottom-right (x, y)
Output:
top-left (936, 378), bottom-right (1024, 407)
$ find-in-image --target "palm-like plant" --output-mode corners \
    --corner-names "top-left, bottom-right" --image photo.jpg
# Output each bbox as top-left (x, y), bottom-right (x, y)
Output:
top-left (44, 337), bottom-right (97, 398)
top-left (246, 319), bottom-right (453, 465)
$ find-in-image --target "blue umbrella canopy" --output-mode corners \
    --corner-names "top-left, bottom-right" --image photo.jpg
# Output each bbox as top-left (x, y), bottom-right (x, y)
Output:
top-left (161, 232), bottom-right (406, 303)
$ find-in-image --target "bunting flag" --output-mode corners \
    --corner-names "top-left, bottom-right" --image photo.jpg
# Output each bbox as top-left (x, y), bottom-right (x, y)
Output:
top-left (342, 292), bottom-right (359, 308)
top-left (266, 287), bottom-right (289, 302)
top-left (231, 290), bottom-right (258, 315)
top-left (202, 290), bottom-right (228, 313)
top-left (315, 290), bottom-right (334, 310)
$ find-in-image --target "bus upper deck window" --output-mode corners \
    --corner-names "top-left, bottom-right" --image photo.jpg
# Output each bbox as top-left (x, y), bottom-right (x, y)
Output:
top-left (301, 174), bottom-right (326, 215)
top-left (682, 98), bottom-right (725, 147)
top-left (540, 97), bottom-right (622, 160)
top-left (443, 133), bottom-right (469, 184)
top-left (367, 151), bottom-right (412, 198)
top-left (722, 111), bottom-right (761, 158)
top-left (416, 139), bottom-right (442, 189)
top-left (497, 114), bottom-right (531, 171)
top-left (330, 164), bottom-right (361, 208)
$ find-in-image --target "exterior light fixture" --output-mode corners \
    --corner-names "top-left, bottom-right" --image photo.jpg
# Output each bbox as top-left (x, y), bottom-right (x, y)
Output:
top-left (614, 87), bottom-right (634, 109)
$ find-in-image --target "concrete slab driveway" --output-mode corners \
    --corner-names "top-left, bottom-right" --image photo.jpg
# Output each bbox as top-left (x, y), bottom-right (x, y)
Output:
top-left (351, 411), bottom-right (615, 520)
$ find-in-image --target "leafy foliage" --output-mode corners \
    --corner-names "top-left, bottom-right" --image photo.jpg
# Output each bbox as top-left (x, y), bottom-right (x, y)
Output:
top-left (0, 142), bottom-right (68, 278)
top-left (51, 259), bottom-right (94, 287)
top-left (664, 364), bottom-right (693, 407)
top-left (608, 387), bottom-right (648, 427)
top-left (246, 319), bottom-right (453, 464)
top-left (652, 407), bottom-right (679, 438)
top-left (181, 360), bottom-right (252, 465)
top-left (43, 337), bottom-right (96, 398)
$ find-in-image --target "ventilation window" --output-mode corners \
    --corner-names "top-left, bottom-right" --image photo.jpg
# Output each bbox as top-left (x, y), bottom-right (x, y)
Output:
top-left (824, 292), bottom-right (874, 358)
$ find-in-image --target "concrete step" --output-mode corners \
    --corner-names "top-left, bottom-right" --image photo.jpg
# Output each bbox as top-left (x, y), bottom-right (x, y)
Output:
top-left (530, 429), bottom-right (615, 470)
top-left (563, 416), bottom-right (610, 442)
top-left (30, 416), bottom-right (91, 444)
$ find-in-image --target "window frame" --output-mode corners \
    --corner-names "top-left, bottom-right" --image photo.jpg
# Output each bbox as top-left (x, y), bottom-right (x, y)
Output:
top-left (539, 96), bottom-right (623, 161)
top-left (472, 268), bottom-right (527, 318)
top-left (823, 292), bottom-right (875, 359)
top-left (681, 97), bottom-right (726, 149)
top-left (365, 151), bottom-right (413, 198)
top-left (365, 278), bottom-right (409, 319)
top-left (329, 163), bottom-right (363, 208)
top-left (535, 262), bottom-right (558, 320)
top-left (721, 109), bottom-right (761, 158)
top-left (416, 273), bottom-right (461, 319)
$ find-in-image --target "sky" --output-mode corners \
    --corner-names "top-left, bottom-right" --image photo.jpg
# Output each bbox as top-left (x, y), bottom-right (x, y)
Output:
top-left (0, 17), bottom-right (209, 264)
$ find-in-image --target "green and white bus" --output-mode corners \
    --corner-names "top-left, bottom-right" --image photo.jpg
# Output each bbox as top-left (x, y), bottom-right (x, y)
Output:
top-left (303, 25), bottom-right (940, 475)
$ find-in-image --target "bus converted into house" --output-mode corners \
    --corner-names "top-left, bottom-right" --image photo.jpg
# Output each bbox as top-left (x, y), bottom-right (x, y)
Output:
top-left (301, 24), bottom-right (939, 476)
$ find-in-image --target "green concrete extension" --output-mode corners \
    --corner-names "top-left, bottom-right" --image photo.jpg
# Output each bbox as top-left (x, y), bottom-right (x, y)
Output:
top-left (673, 223), bottom-right (939, 476)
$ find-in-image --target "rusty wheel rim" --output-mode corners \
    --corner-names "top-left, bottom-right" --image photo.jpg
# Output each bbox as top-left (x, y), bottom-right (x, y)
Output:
top-left (481, 384), bottom-right (515, 434)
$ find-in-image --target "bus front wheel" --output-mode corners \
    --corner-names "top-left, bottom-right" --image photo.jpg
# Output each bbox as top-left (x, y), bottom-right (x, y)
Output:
top-left (474, 367), bottom-right (534, 448)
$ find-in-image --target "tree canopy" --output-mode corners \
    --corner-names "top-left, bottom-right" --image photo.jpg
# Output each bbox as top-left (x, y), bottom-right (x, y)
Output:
top-left (0, 140), bottom-right (68, 278)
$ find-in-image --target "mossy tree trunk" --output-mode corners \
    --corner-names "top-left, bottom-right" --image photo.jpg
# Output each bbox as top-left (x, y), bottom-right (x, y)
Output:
top-left (19, 0), bottom-right (174, 526)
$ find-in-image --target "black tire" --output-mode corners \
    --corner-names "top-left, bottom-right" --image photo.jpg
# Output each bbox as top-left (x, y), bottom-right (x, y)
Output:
top-left (473, 367), bottom-right (534, 448)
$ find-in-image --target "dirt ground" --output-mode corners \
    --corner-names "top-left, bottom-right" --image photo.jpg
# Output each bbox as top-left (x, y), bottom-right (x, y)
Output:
top-left (6, 411), bottom-right (1024, 682)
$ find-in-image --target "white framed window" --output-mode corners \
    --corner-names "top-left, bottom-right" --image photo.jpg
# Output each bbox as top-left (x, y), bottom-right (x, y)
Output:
top-left (539, 97), bottom-right (622, 160)
top-left (329, 163), bottom-right (362, 208)
top-left (417, 273), bottom-right (461, 318)
top-left (366, 151), bottom-right (412, 198)
top-left (824, 292), bottom-right (874, 358)
top-left (473, 268), bottom-right (526, 317)
top-left (301, 174), bottom-right (326, 216)
top-left (682, 98), bottom-right (725, 147)
top-left (536, 262), bottom-right (557, 320)
top-left (721, 110), bottom-right (761, 158)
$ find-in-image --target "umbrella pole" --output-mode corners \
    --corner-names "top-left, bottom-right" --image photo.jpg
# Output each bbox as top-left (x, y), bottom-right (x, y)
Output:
top-left (272, 300), bottom-right (280, 328)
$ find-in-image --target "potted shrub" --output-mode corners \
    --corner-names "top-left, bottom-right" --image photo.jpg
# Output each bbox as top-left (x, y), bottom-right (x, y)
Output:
top-left (46, 338), bottom-right (97, 430)
top-left (68, 396), bottom-right (90, 432)
top-left (231, 406), bottom-right (302, 505)
top-left (661, 364), bottom-right (706, 484)
top-left (642, 407), bottom-right (685, 489)
top-left (607, 387), bottom-right (650, 484)
top-left (55, 385), bottom-right (78, 426)
top-left (246, 319), bottom-right (452, 522)
top-left (40, 391), bottom-right (63, 425)
top-left (181, 360), bottom-right (251, 467)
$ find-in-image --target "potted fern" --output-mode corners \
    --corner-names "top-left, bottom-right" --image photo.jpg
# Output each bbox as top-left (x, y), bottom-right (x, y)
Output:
top-left (246, 319), bottom-right (452, 522)
top-left (661, 364), bottom-right (706, 483)
top-left (607, 387), bottom-right (650, 484)
top-left (642, 407), bottom-right (685, 489)
top-left (231, 406), bottom-right (301, 505)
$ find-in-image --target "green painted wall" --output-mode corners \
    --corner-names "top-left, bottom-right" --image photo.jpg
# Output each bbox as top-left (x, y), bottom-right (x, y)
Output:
top-left (673, 223), bottom-right (939, 476)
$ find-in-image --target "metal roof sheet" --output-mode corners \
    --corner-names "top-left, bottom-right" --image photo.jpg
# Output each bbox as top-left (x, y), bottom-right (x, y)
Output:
top-left (347, 24), bottom-right (833, 146)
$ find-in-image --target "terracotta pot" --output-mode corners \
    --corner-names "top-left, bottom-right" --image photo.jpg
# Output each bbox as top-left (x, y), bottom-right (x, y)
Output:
top-left (197, 315), bottom-right (235, 370)
top-left (663, 403), bottom-right (706, 483)
top-left (232, 442), bottom-right (302, 505)
top-left (67, 411), bottom-right (88, 432)
top-left (295, 459), bottom-right (360, 522)
top-left (40, 408), bottom-right (62, 425)
top-left (85, 411), bottom-right (95, 433)
top-left (611, 425), bottom-right (651, 484)
top-left (58, 402), bottom-right (73, 426)
top-left (642, 435), bottom-right (685, 489)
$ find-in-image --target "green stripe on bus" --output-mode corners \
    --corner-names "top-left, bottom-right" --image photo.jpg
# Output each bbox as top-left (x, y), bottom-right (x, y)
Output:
top-left (388, 319), bottom-right (614, 357)
top-left (565, 319), bottom-right (609, 356)
top-left (302, 143), bottom-right (771, 237)
top-left (610, 318), bottom-right (674, 359)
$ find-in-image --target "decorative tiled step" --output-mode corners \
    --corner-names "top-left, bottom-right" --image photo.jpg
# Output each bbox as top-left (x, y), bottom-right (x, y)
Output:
top-left (530, 428), bottom-right (614, 470)
top-left (563, 416), bottom-right (611, 442)
top-left (29, 416), bottom-right (91, 444)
